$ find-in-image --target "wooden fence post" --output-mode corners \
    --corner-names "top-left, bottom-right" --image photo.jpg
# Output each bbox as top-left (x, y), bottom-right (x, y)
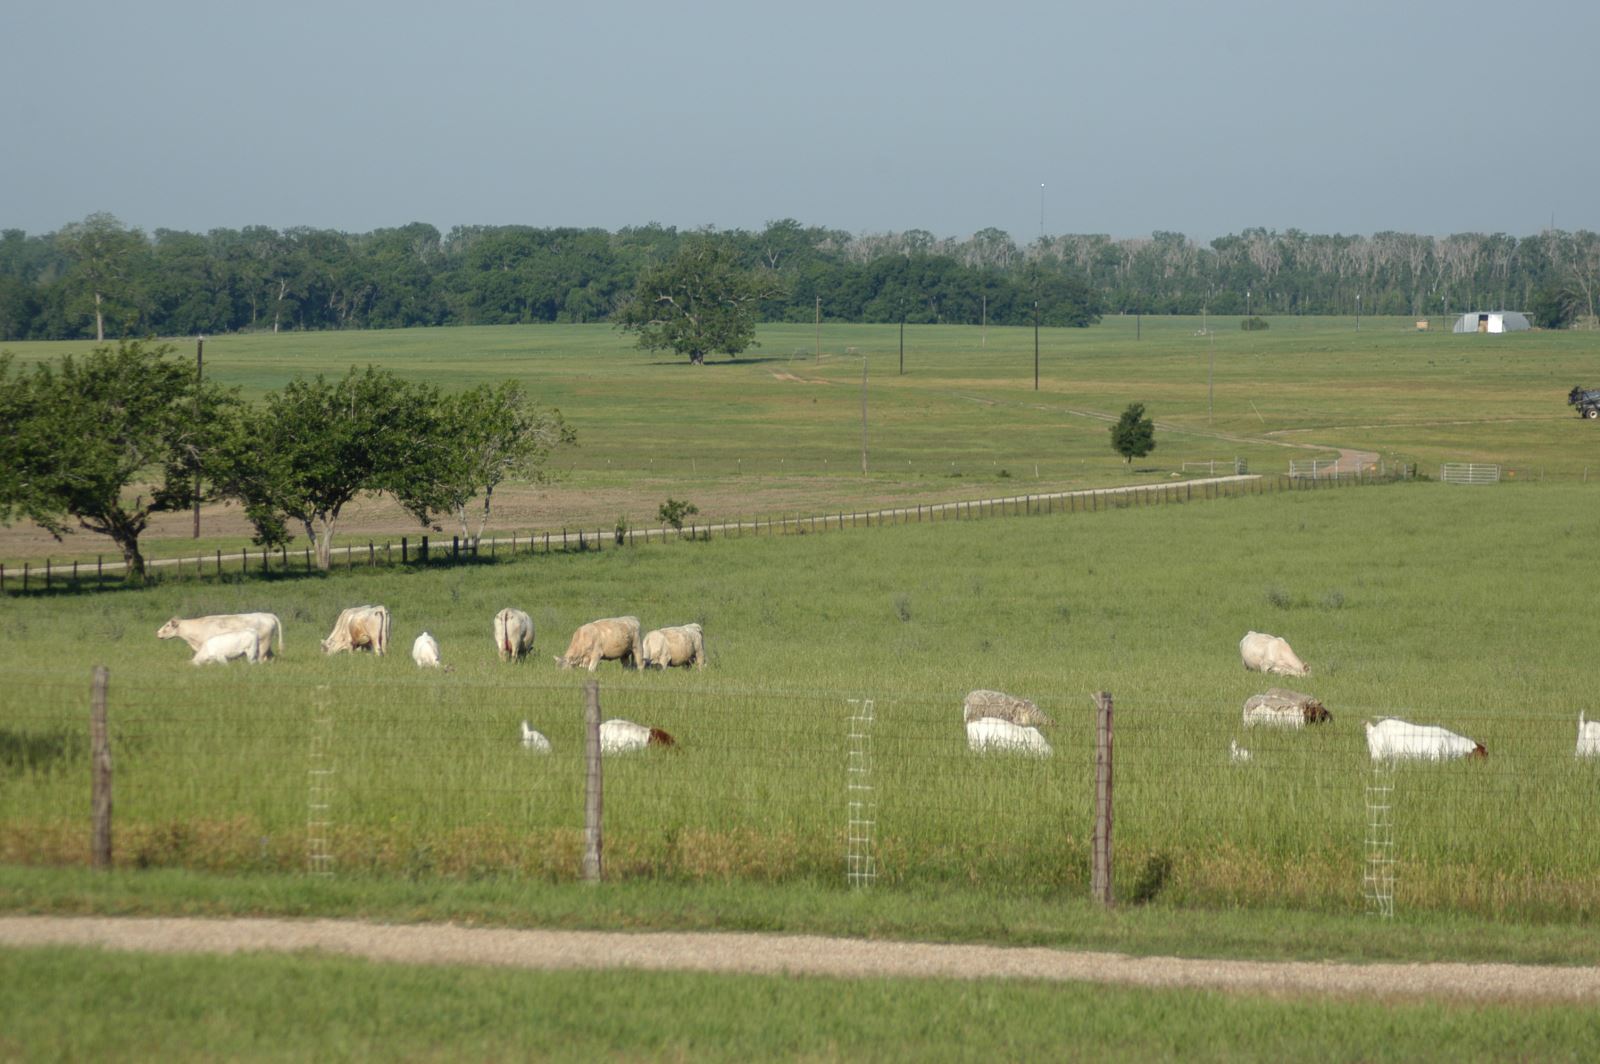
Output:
top-left (1091, 690), bottom-right (1114, 907)
top-left (91, 666), bottom-right (112, 871)
top-left (582, 679), bottom-right (604, 884)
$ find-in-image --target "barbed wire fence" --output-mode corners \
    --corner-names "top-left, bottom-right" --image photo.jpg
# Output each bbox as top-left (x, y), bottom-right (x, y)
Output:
top-left (3, 671), bottom-right (1595, 916)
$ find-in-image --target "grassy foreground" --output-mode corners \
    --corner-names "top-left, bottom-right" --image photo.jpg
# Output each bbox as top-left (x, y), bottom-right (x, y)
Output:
top-left (3, 943), bottom-right (1598, 1062)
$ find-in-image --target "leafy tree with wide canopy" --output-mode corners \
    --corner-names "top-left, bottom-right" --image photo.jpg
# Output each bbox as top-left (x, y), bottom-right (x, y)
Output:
top-left (412, 381), bottom-right (575, 549)
top-left (210, 366), bottom-right (442, 570)
top-left (614, 236), bottom-right (784, 364)
top-left (0, 341), bottom-right (234, 581)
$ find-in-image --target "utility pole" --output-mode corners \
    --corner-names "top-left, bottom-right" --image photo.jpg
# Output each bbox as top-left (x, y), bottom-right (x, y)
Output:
top-left (981, 293), bottom-right (987, 348)
top-left (860, 356), bottom-right (869, 475)
top-left (193, 336), bottom-right (203, 538)
top-left (815, 297), bottom-right (821, 361)
top-left (898, 310), bottom-right (905, 376)
top-left (1033, 300), bottom-right (1040, 391)
top-left (1208, 329), bottom-right (1215, 424)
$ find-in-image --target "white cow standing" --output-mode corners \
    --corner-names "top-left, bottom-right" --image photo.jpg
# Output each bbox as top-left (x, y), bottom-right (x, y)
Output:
top-left (1365, 718), bottom-right (1487, 762)
top-left (159, 613), bottom-right (283, 660)
top-left (1239, 631), bottom-right (1310, 677)
top-left (412, 631), bottom-right (441, 668)
top-left (190, 629), bottom-right (262, 666)
top-left (494, 608), bottom-right (535, 662)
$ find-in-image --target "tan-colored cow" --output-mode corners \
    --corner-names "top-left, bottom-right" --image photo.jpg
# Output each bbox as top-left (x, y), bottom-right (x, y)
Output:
top-left (554, 616), bottom-right (640, 671)
top-left (158, 613), bottom-right (283, 659)
top-left (961, 689), bottom-right (1054, 728)
top-left (1239, 631), bottom-right (1310, 676)
top-left (321, 605), bottom-right (391, 655)
top-left (639, 623), bottom-right (705, 669)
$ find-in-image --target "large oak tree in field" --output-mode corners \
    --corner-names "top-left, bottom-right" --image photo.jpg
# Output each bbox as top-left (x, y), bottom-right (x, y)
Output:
top-left (211, 366), bottom-right (442, 570)
top-left (0, 341), bottom-right (233, 582)
top-left (614, 236), bottom-right (784, 364)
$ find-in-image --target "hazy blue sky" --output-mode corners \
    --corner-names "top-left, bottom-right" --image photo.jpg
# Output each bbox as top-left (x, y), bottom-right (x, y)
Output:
top-left (4, 0), bottom-right (1595, 242)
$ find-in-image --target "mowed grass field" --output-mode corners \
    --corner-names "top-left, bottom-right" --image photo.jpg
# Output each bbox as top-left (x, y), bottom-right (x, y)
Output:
top-left (3, 480), bottom-right (1596, 919)
top-left (3, 315), bottom-right (1598, 564)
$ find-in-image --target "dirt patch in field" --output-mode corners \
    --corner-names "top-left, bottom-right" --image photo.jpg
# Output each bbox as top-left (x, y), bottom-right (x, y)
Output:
top-left (2, 916), bottom-right (1597, 1002)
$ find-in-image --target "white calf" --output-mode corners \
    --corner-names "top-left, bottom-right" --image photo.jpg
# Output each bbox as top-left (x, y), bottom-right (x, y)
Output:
top-left (191, 629), bottom-right (262, 666)
top-left (965, 717), bottom-right (1052, 757)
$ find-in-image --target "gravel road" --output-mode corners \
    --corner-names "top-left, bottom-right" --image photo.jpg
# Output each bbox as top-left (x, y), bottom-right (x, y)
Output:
top-left (4, 916), bottom-right (1598, 1002)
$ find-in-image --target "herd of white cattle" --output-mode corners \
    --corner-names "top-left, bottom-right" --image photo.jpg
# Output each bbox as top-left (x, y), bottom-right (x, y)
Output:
top-left (156, 612), bottom-right (1598, 763)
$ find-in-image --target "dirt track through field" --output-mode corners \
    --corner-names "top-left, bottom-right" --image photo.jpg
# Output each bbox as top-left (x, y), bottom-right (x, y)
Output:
top-left (3, 916), bottom-right (1597, 1002)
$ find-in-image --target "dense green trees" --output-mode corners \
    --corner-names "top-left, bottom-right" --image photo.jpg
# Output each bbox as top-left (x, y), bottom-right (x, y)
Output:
top-left (5, 214), bottom-right (1598, 339)
top-left (0, 341), bottom-right (235, 580)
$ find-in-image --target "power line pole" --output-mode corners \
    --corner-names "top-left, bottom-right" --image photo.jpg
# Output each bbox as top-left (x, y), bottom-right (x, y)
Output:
top-left (860, 355), bottom-right (869, 475)
top-left (193, 336), bottom-right (203, 538)
top-left (1033, 300), bottom-right (1040, 391)
top-left (815, 297), bottom-right (821, 361)
top-left (898, 310), bottom-right (905, 376)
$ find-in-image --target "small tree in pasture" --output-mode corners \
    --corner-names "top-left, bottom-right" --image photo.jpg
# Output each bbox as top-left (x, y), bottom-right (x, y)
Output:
top-left (1110, 402), bottom-right (1156, 466)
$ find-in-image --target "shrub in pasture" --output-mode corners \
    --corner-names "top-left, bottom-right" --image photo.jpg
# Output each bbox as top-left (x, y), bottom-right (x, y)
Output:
top-left (1264, 585), bottom-right (1293, 610)
top-left (1320, 589), bottom-right (1346, 611)
top-left (658, 498), bottom-right (699, 530)
top-left (1240, 316), bottom-right (1269, 331)
top-left (1130, 852), bottom-right (1174, 904)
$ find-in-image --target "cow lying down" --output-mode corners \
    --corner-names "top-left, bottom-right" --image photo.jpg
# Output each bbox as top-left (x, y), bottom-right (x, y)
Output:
top-left (599, 719), bottom-right (676, 754)
top-left (962, 689), bottom-right (1054, 728)
top-left (1242, 688), bottom-right (1331, 728)
top-left (1365, 718), bottom-right (1486, 762)
top-left (966, 717), bottom-right (1052, 757)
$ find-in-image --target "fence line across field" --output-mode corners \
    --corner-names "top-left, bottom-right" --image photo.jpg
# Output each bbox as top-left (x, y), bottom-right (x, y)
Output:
top-left (28, 669), bottom-right (1599, 916)
top-left (2, 468), bottom-right (1413, 593)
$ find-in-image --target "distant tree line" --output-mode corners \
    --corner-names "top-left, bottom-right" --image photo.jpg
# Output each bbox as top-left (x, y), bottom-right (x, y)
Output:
top-left (5, 214), bottom-right (1600, 340)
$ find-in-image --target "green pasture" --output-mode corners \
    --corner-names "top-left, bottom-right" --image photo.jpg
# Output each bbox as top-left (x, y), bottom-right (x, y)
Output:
top-left (2, 481), bottom-right (1596, 918)
top-left (5, 944), bottom-right (1598, 1062)
top-left (4, 317), bottom-right (1597, 572)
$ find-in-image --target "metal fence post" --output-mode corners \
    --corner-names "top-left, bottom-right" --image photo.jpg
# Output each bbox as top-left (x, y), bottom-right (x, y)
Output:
top-left (1092, 690), bottom-right (1114, 907)
top-left (90, 666), bottom-right (112, 870)
top-left (583, 679), bottom-right (603, 883)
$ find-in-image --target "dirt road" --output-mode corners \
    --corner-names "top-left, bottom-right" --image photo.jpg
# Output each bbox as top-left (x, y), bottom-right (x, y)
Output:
top-left (3, 916), bottom-right (1597, 1002)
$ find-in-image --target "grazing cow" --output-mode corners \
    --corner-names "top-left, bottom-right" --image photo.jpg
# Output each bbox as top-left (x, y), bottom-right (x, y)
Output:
top-left (1577, 712), bottom-right (1600, 758)
top-left (1229, 739), bottom-right (1252, 764)
top-left (519, 720), bottom-right (552, 753)
top-left (190, 629), bottom-right (262, 666)
top-left (1239, 631), bottom-right (1310, 677)
top-left (321, 605), bottom-right (391, 655)
top-left (1365, 718), bottom-right (1486, 762)
top-left (965, 717), bottom-right (1052, 757)
top-left (599, 718), bottom-right (676, 753)
top-left (158, 613), bottom-right (283, 659)
top-left (554, 616), bottom-right (641, 671)
top-left (961, 690), bottom-right (1055, 728)
top-left (1242, 688), bottom-right (1331, 728)
top-left (494, 608), bottom-right (535, 662)
top-left (412, 631), bottom-right (441, 668)
top-left (639, 623), bottom-right (706, 669)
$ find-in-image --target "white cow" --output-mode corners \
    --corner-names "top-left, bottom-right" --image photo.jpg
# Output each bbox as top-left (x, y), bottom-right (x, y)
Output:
top-left (554, 616), bottom-right (641, 671)
top-left (520, 720), bottom-right (552, 753)
top-left (599, 719), bottom-right (676, 753)
top-left (158, 613), bottom-right (283, 659)
top-left (1577, 712), bottom-right (1600, 757)
top-left (494, 608), bottom-right (535, 662)
top-left (1365, 718), bottom-right (1486, 762)
top-left (1239, 631), bottom-right (1310, 677)
top-left (965, 717), bottom-right (1052, 757)
top-left (190, 629), bottom-right (262, 666)
top-left (321, 605), bottom-right (390, 655)
top-left (412, 631), bottom-right (441, 668)
top-left (639, 624), bottom-right (706, 669)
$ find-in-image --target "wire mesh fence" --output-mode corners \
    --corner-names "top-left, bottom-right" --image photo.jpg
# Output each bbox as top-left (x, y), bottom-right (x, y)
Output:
top-left (2, 672), bottom-right (1595, 917)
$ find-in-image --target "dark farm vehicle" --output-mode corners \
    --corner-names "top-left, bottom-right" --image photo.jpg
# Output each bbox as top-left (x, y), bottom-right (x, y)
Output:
top-left (1569, 386), bottom-right (1600, 419)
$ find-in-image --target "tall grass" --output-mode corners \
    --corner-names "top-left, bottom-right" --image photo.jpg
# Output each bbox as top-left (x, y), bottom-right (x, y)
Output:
top-left (2, 482), bottom-right (1597, 917)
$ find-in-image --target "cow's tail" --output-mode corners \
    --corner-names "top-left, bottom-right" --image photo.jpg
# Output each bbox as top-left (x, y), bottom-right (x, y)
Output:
top-left (274, 614), bottom-right (284, 656)
top-left (378, 607), bottom-right (391, 656)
